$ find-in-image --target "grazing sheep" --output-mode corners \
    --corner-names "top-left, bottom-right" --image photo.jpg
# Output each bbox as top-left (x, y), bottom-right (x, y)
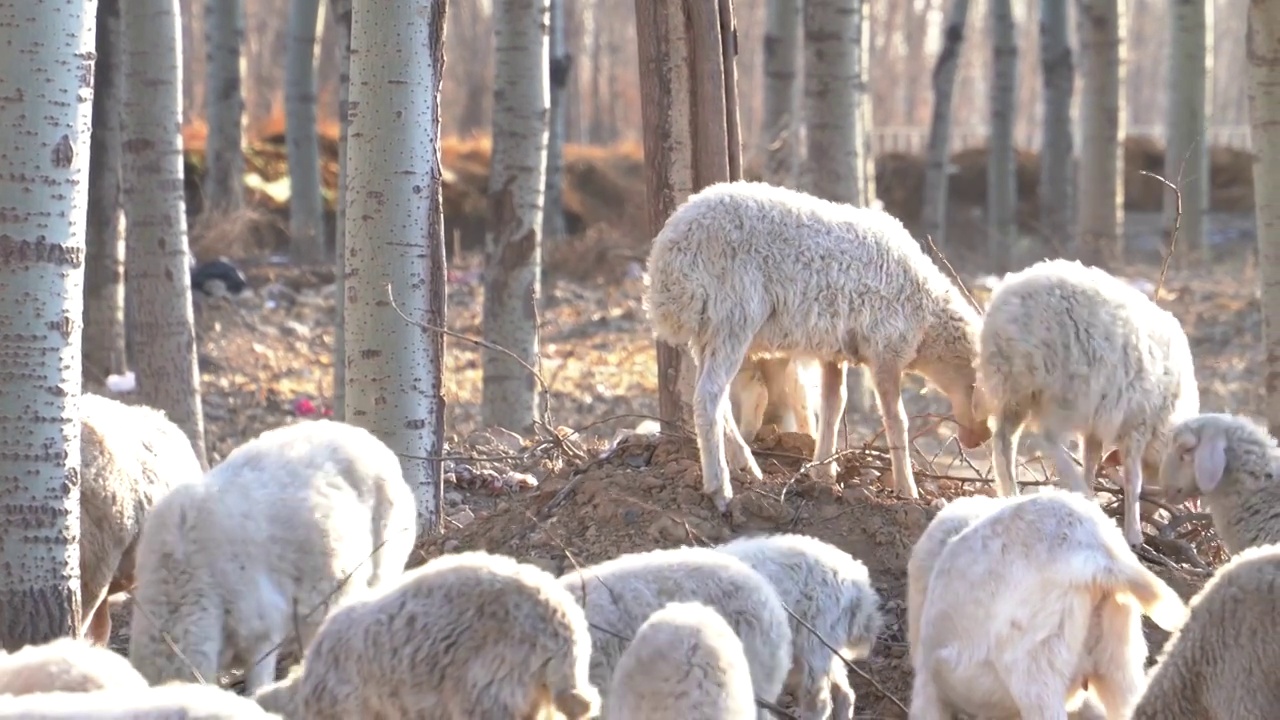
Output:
top-left (78, 392), bottom-right (206, 646)
top-left (716, 533), bottom-right (883, 720)
top-left (254, 550), bottom-right (599, 720)
top-left (127, 420), bottom-right (417, 695)
top-left (643, 180), bottom-right (992, 511)
top-left (1158, 412), bottom-right (1280, 555)
top-left (974, 258), bottom-right (1200, 547)
top-left (1127, 542), bottom-right (1280, 719)
top-left (560, 545), bottom-right (792, 720)
top-left (605, 601), bottom-right (757, 720)
top-left (729, 357), bottom-right (819, 444)
top-left (0, 682), bottom-right (283, 719)
top-left (0, 637), bottom-right (147, 695)
top-left (905, 494), bottom-right (1004, 655)
top-left (910, 489), bottom-right (1189, 720)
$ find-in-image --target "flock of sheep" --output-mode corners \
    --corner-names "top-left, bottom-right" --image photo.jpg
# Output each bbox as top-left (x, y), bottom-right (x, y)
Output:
top-left (0, 179), bottom-right (1276, 718)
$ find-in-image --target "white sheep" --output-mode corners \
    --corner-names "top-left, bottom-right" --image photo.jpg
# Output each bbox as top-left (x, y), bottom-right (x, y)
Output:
top-left (0, 637), bottom-right (147, 695)
top-left (78, 393), bottom-right (206, 646)
top-left (910, 489), bottom-right (1189, 720)
top-left (643, 180), bottom-right (992, 512)
top-left (904, 494), bottom-right (1005, 655)
top-left (0, 681), bottom-right (283, 719)
top-left (716, 533), bottom-right (883, 720)
top-left (252, 550), bottom-right (600, 720)
top-left (729, 356), bottom-right (819, 444)
top-left (559, 546), bottom-right (793, 720)
top-left (605, 601), bottom-right (757, 720)
top-left (1126, 542), bottom-right (1280, 719)
top-left (127, 419), bottom-right (418, 695)
top-left (974, 258), bottom-right (1200, 547)
top-left (1157, 412), bottom-right (1280, 555)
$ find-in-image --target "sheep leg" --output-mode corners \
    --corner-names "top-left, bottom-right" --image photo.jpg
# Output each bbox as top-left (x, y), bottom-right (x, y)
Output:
top-left (1043, 430), bottom-right (1087, 497)
top-left (991, 404), bottom-right (1028, 497)
top-left (85, 598), bottom-right (113, 646)
top-left (243, 643), bottom-right (281, 696)
top-left (692, 340), bottom-right (760, 512)
top-left (826, 662), bottom-right (857, 720)
top-left (1119, 439), bottom-right (1145, 548)
top-left (731, 363), bottom-right (768, 444)
top-left (870, 366), bottom-right (917, 498)
top-left (907, 670), bottom-right (952, 720)
top-left (1079, 434), bottom-right (1103, 499)
top-left (722, 400), bottom-right (762, 480)
top-left (809, 360), bottom-right (848, 482)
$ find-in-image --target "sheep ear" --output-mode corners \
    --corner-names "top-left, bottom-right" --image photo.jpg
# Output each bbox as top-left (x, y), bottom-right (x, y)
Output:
top-left (1192, 431), bottom-right (1227, 494)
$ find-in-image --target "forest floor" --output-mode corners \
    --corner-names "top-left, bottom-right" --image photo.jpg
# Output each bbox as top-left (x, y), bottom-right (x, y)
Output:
top-left (102, 203), bottom-right (1259, 718)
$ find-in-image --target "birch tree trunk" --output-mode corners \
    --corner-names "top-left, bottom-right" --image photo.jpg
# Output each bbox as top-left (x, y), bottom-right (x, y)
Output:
top-left (1039, 0), bottom-right (1074, 253)
top-left (1248, 0), bottom-right (1280, 435)
top-left (762, 0), bottom-right (800, 185)
top-left (544, 0), bottom-right (570, 244)
top-left (85, 0), bottom-right (128, 381)
top-left (329, 0), bottom-right (351, 421)
top-left (922, 0), bottom-right (971, 249)
top-left (1164, 0), bottom-right (1212, 263)
top-left (481, 0), bottom-right (550, 433)
top-left (855, 2), bottom-right (875, 205)
top-left (343, 0), bottom-right (447, 539)
top-left (1076, 0), bottom-right (1127, 267)
top-left (0, 0), bottom-right (95, 649)
top-left (286, 0), bottom-right (325, 263)
top-left (987, 0), bottom-right (1018, 271)
top-left (121, 0), bottom-right (209, 470)
top-left (203, 0), bottom-right (244, 213)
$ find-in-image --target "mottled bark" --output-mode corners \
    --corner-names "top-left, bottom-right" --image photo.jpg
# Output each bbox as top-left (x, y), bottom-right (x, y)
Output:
top-left (544, 0), bottom-right (569, 244)
top-left (922, 0), bottom-right (971, 249)
top-left (344, 0), bottom-right (448, 538)
top-left (203, 0), bottom-right (245, 212)
top-left (120, 0), bottom-right (209, 469)
top-left (1248, 0), bottom-right (1280, 435)
top-left (1039, 0), bottom-right (1074, 254)
top-left (1164, 0), bottom-right (1212, 262)
top-left (987, 0), bottom-right (1018, 271)
top-left (85, 0), bottom-right (128, 381)
top-left (1076, 0), bottom-right (1127, 267)
top-left (286, 0), bottom-right (325, 263)
top-left (761, 0), bottom-right (801, 185)
top-left (480, 0), bottom-right (550, 433)
top-left (0, 0), bottom-right (95, 649)
top-left (329, 0), bottom-right (351, 421)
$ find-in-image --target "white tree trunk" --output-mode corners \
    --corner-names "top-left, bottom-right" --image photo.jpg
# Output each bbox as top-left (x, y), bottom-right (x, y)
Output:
top-left (1039, 0), bottom-right (1074, 253)
top-left (762, 0), bottom-right (800, 185)
top-left (544, 0), bottom-right (569, 244)
top-left (286, 0), bottom-right (325, 263)
top-left (1164, 0), bottom-right (1212, 262)
top-left (1249, 0), bottom-right (1280, 435)
top-left (85, 0), bottom-right (128, 381)
top-left (202, 0), bottom-right (244, 213)
top-left (987, 0), bottom-right (1018, 270)
top-left (1076, 0), bottom-right (1127, 267)
top-left (922, 0), bottom-right (971, 249)
top-left (329, 0), bottom-right (351, 422)
top-left (481, 0), bottom-right (550, 433)
top-left (855, 2), bottom-right (875, 205)
top-left (0, 0), bottom-right (95, 648)
top-left (344, 0), bottom-right (446, 538)
top-left (121, 0), bottom-right (209, 470)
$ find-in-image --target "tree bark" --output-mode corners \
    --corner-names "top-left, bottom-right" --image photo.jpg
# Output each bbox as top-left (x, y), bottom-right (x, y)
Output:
top-left (1164, 0), bottom-right (1212, 263)
top-left (1076, 0), bottom-right (1127, 267)
top-left (344, 0), bottom-right (447, 539)
top-left (987, 0), bottom-right (1018, 271)
top-left (329, 0), bottom-right (351, 421)
top-left (544, 0), bottom-right (569, 244)
top-left (922, 0), bottom-right (971, 249)
top-left (0, 0), bottom-right (95, 649)
top-left (1249, 0), bottom-right (1280, 435)
top-left (1039, 0), bottom-right (1074, 254)
top-left (85, 0), bottom-right (128, 382)
top-left (286, 0), bottom-right (326, 263)
top-left (480, 0), bottom-right (550, 433)
top-left (121, 0), bottom-right (209, 470)
top-left (203, 0), bottom-right (244, 213)
top-left (761, 0), bottom-right (800, 185)
top-left (719, 0), bottom-right (743, 182)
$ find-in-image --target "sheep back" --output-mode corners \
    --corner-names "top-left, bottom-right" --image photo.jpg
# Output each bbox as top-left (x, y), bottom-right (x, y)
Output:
top-left (0, 682), bottom-right (283, 719)
top-left (0, 638), bottom-right (147, 695)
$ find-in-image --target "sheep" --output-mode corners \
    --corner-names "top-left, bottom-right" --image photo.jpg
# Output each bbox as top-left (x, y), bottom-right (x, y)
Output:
top-left (643, 180), bottom-right (992, 512)
top-left (905, 494), bottom-right (1005, 655)
top-left (0, 682), bottom-right (283, 719)
top-left (729, 356), bottom-right (819, 444)
top-left (127, 419), bottom-right (418, 695)
top-left (715, 533), bottom-right (883, 720)
top-left (974, 258), bottom-right (1200, 548)
top-left (0, 637), bottom-right (147, 695)
top-left (909, 489), bottom-right (1189, 720)
top-left (252, 550), bottom-right (600, 720)
top-left (78, 392), bottom-right (206, 646)
top-left (605, 601), bottom-right (757, 720)
top-left (559, 545), bottom-right (792, 720)
top-left (1126, 542), bottom-right (1280, 719)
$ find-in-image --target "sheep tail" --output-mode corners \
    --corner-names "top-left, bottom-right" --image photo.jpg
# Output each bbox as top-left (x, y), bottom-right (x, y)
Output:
top-left (1098, 546), bottom-right (1189, 633)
